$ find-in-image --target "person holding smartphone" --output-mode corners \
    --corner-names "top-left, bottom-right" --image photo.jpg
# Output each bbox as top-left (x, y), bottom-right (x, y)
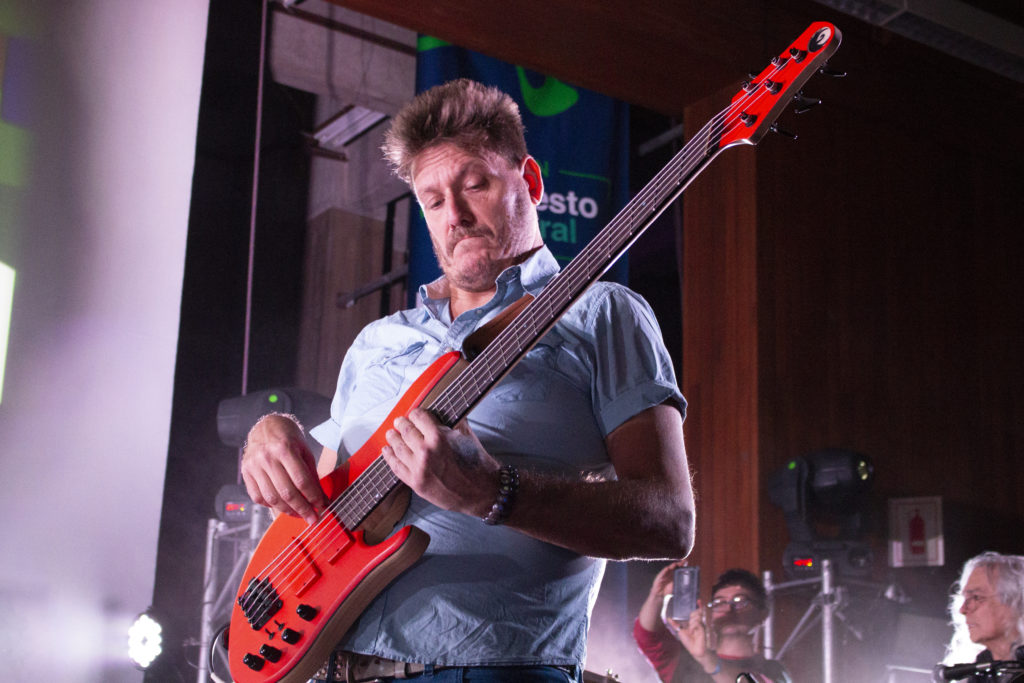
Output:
top-left (633, 561), bottom-right (791, 682)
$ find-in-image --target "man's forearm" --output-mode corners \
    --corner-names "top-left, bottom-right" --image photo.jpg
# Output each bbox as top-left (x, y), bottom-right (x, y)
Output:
top-left (638, 589), bottom-right (668, 632)
top-left (502, 473), bottom-right (694, 560)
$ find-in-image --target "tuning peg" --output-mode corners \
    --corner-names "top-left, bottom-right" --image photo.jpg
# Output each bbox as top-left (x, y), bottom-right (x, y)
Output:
top-left (793, 92), bottom-right (821, 114)
top-left (770, 122), bottom-right (798, 140)
top-left (818, 64), bottom-right (847, 78)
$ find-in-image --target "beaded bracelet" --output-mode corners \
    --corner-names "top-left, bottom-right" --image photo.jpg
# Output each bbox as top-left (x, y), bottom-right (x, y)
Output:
top-left (482, 464), bottom-right (519, 525)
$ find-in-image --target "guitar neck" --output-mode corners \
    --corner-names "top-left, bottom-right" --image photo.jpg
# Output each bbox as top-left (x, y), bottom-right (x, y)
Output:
top-left (428, 122), bottom-right (725, 428)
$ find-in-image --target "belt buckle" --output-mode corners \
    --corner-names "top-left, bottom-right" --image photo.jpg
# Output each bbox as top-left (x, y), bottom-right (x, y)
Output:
top-left (342, 651), bottom-right (427, 682)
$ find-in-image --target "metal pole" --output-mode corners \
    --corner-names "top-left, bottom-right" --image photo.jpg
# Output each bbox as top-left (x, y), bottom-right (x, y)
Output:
top-left (821, 558), bottom-right (835, 683)
top-left (249, 504), bottom-right (270, 545)
top-left (197, 518), bottom-right (226, 683)
top-left (762, 569), bottom-right (775, 659)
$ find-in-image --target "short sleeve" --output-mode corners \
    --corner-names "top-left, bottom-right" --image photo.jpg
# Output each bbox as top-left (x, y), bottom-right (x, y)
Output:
top-left (577, 283), bottom-right (685, 436)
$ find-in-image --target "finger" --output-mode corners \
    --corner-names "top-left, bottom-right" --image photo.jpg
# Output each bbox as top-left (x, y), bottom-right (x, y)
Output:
top-left (244, 441), bottom-right (323, 523)
top-left (278, 454), bottom-right (328, 523)
top-left (407, 409), bottom-right (444, 444)
top-left (667, 618), bottom-right (693, 642)
top-left (240, 448), bottom-right (285, 508)
top-left (381, 444), bottom-right (411, 482)
top-left (256, 457), bottom-right (317, 523)
top-left (407, 407), bottom-right (439, 428)
top-left (242, 460), bottom-right (299, 518)
top-left (240, 467), bottom-right (269, 508)
top-left (392, 416), bottom-right (425, 446)
top-left (655, 562), bottom-right (678, 592)
top-left (385, 426), bottom-right (414, 461)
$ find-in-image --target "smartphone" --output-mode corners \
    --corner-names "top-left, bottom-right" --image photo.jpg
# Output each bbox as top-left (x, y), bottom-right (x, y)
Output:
top-left (671, 566), bottom-right (700, 620)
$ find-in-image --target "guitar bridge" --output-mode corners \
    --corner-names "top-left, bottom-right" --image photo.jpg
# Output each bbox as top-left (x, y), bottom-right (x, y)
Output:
top-left (238, 577), bottom-right (283, 631)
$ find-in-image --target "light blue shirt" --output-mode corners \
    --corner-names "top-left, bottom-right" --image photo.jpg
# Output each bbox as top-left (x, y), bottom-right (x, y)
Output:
top-left (311, 246), bottom-right (684, 666)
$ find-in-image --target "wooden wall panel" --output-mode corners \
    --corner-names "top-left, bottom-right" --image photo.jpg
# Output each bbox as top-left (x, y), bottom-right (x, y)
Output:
top-left (681, 87), bottom-right (763, 594)
top-left (297, 208), bottom-right (401, 398)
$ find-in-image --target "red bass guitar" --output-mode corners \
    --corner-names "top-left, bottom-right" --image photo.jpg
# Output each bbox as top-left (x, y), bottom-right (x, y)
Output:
top-left (228, 21), bottom-right (843, 683)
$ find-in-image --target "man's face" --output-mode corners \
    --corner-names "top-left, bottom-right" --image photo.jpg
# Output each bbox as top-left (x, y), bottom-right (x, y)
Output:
top-left (708, 583), bottom-right (763, 637)
top-left (959, 567), bottom-right (1016, 651)
top-left (411, 142), bottom-right (540, 293)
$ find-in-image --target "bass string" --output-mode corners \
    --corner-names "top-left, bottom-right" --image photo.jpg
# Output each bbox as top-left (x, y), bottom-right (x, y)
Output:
top-left (241, 456), bottom-right (398, 619)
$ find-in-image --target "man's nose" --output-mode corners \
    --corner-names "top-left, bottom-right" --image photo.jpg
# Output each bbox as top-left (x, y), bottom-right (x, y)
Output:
top-left (446, 193), bottom-right (473, 227)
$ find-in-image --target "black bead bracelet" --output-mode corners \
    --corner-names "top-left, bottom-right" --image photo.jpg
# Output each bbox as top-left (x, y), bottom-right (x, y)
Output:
top-left (482, 464), bottom-right (519, 526)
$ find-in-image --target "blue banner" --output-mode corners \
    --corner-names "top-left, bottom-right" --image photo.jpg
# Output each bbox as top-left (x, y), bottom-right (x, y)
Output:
top-left (408, 37), bottom-right (631, 304)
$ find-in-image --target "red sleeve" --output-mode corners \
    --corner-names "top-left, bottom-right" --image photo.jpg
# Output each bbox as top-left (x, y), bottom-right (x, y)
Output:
top-left (632, 618), bottom-right (682, 683)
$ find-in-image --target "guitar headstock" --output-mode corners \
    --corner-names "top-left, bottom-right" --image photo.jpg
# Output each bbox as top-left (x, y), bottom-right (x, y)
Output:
top-left (719, 22), bottom-right (842, 148)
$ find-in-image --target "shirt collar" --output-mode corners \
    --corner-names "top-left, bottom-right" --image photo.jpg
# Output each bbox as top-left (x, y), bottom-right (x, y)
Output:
top-left (417, 245), bottom-right (561, 320)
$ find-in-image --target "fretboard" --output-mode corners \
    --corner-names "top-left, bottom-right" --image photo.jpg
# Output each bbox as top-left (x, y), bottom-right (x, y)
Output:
top-left (428, 118), bottom-right (726, 427)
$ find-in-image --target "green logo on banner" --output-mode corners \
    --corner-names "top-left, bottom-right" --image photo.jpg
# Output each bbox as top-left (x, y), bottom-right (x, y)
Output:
top-left (515, 67), bottom-right (578, 117)
top-left (417, 35), bottom-right (451, 52)
top-left (416, 37), bottom-right (578, 117)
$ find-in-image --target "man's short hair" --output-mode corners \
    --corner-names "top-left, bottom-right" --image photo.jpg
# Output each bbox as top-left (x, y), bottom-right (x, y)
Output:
top-left (382, 78), bottom-right (529, 184)
top-left (712, 568), bottom-right (769, 610)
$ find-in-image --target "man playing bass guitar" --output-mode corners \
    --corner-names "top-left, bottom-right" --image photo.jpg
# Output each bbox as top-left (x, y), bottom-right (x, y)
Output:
top-left (241, 78), bottom-right (695, 683)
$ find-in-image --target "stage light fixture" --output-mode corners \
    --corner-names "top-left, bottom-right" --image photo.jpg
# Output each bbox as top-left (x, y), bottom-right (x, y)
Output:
top-left (127, 610), bottom-right (163, 670)
top-left (768, 448), bottom-right (875, 577)
top-left (216, 387), bottom-right (331, 455)
top-left (215, 483), bottom-right (254, 524)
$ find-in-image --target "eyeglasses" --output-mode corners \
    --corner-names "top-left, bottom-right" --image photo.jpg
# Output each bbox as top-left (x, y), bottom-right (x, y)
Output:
top-left (961, 593), bottom-right (993, 611)
top-left (708, 594), bottom-right (756, 613)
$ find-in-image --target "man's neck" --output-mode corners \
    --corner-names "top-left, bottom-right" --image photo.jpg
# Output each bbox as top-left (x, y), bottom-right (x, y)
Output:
top-left (439, 244), bottom-right (547, 318)
top-left (716, 633), bottom-right (758, 659)
top-left (985, 637), bottom-right (1015, 661)
top-left (449, 286), bottom-right (497, 319)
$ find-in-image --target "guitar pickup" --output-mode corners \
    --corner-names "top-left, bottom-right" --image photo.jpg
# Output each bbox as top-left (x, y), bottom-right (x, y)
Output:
top-left (238, 577), bottom-right (282, 631)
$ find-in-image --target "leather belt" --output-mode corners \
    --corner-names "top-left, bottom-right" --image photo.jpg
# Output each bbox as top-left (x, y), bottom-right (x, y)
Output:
top-left (312, 651), bottom-right (580, 682)
top-left (312, 651), bottom-right (431, 682)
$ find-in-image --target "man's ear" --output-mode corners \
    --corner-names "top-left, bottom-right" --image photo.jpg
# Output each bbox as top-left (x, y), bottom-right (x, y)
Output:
top-left (521, 156), bottom-right (543, 204)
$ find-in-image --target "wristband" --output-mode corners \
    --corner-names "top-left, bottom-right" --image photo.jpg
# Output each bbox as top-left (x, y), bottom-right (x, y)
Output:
top-left (704, 656), bottom-right (721, 676)
top-left (482, 464), bottom-right (519, 525)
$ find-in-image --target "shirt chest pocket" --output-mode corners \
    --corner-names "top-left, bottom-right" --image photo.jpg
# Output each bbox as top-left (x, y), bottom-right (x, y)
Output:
top-left (349, 342), bottom-right (429, 413)
top-left (489, 334), bottom-right (588, 405)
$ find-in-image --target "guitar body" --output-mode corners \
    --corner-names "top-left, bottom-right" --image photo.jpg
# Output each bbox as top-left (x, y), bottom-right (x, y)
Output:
top-left (227, 351), bottom-right (461, 683)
